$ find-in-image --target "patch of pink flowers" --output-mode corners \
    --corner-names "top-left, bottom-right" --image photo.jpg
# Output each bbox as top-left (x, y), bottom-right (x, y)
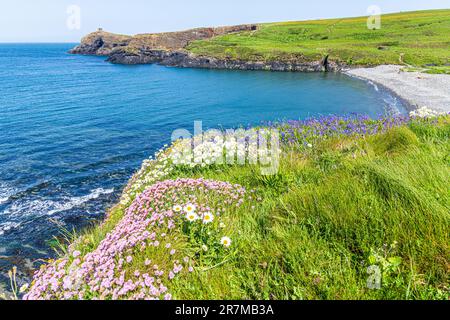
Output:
top-left (24, 178), bottom-right (246, 300)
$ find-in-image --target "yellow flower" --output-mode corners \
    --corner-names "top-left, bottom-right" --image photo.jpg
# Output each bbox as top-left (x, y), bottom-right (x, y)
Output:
top-left (220, 236), bottom-right (232, 248)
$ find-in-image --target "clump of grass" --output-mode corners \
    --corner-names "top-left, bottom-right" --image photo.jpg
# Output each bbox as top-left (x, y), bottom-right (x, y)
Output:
top-left (372, 126), bottom-right (419, 155)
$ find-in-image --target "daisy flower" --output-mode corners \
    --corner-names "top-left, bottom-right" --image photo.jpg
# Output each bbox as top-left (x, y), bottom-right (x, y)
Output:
top-left (202, 212), bottom-right (214, 224)
top-left (184, 204), bottom-right (196, 214)
top-left (186, 212), bottom-right (199, 222)
top-left (220, 237), bottom-right (232, 248)
top-left (173, 205), bottom-right (182, 213)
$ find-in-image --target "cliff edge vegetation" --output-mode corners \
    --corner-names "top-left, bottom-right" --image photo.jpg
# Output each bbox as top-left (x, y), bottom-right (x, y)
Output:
top-left (21, 114), bottom-right (450, 300)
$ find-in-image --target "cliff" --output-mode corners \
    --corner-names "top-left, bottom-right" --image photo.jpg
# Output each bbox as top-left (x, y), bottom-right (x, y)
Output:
top-left (69, 10), bottom-right (450, 72)
top-left (69, 30), bottom-right (132, 55)
top-left (69, 25), bottom-right (340, 72)
top-left (69, 25), bottom-right (257, 56)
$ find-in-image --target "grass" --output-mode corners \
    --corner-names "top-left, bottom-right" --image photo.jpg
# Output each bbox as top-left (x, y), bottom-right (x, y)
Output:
top-left (403, 65), bottom-right (450, 75)
top-left (166, 120), bottom-right (449, 300)
top-left (25, 115), bottom-right (449, 300)
top-left (187, 9), bottom-right (450, 67)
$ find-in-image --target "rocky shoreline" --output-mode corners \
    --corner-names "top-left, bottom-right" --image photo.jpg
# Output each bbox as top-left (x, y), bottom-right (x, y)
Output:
top-left (105, 48), bottom-right (343, 72)
top-left (69, 28), bottom-right (345, 72)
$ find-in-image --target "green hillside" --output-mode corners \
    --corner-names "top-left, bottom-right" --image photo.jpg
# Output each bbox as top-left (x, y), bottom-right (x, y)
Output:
top-left (188, 10), bottom-right (450, 67)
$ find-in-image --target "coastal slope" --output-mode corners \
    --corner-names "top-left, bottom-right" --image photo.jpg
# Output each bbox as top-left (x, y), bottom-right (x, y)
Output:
top-left (70, 10), bottom-right (450, 71)
top-left (23, 114), bottom-right (450, 300)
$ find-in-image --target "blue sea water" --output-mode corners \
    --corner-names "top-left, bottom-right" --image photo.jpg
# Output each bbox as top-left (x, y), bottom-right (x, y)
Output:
top-left (0, 43), bottom-right (406, 287)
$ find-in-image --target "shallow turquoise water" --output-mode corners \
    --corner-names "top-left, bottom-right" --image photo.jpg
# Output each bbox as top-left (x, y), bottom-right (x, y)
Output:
top-left (0, 43), bottom-right (406, 286)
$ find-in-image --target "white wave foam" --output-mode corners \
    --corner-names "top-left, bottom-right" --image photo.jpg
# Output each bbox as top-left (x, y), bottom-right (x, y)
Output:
top-left (3, 187), bottom-right (115, 219)
top-left (0, 221), bottom-right (21, 236)
top-left (46, 187), bottom-right (115, 216)
top-left (367, 80), bottom-right (379, 92)
top-left (0, 182), bottom-right (17, 205)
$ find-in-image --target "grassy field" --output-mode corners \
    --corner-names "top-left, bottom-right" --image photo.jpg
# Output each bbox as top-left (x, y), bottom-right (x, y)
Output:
top-left (187, 10), bottom-right (450, 67)
top-left (21, 115), bottom-right (450, 300)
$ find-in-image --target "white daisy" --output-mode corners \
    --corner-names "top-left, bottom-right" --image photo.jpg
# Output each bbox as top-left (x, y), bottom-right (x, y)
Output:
top-left (173, 205), bottom-right (182, 213)
top-left (220, 236), bottom-right (232, 248)
top-left (202, 212), bottom-right (214, 224)
top-left (184, 204), bottom-right (196, 214)
top-left (185, 212), bottom-right (199, 222)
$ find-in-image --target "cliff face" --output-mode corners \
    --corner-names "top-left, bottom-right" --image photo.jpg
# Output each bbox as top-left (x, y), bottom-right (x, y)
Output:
top-left (69, 25), bottom-right (257, 56)
top-left (70, 25), bottom-right (343, 72)
top-left (69, 30), bottom-right (132, 55)
top-left (106, 49), bottom-right (340, 72)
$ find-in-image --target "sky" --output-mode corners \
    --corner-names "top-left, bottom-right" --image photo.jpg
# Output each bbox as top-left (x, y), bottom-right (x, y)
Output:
top-left (0, 0), bottom-right (448, 42)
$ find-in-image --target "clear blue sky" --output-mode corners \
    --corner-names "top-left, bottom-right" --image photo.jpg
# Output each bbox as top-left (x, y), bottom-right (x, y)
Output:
top-left (0, 0), bottom-right (448, 42)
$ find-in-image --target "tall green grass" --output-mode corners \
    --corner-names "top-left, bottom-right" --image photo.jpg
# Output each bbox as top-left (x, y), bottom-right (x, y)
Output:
top-left (166, 118), bottom-right (449, 299)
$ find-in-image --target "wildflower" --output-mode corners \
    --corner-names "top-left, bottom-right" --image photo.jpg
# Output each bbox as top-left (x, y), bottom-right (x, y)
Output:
top-left (184, 204), bottom-right (196, 214)
top-left (188, 266), bottom-right (194, 273)
top-left (19, 283), bottom-right (29, 293)
top-left (202, 212), bottom-right (214, 224)
top-left (185, 212), bottom-right (199, 222)
top-left (23, 178), bottom-right (246, 300)
top-left (173, 205), bottom-right (182, 213)
top-left (201, 245), bottom-right (208, 252)
top-left (164, 293), bottom-right (172, 300)
top-left (307, 143), bottom-right (313, 148)
top-left (219, 222), bottom-right (226, 229)
top-left (170, 249), bottom-right (176, 255)
top-left (220, 237), bottom-right (232, 248)
top-left (72, 251), bottom-right (81, 258)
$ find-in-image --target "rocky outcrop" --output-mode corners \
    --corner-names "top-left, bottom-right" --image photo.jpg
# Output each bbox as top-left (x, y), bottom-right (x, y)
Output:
top-left (69, 25), bottom-right (257, 56)
top-left (69, 30), bottom-right (132, 55)
top-left (70, 25), bottom-right (344, 72)
top-left (106, 48), bottom-right (344, 72)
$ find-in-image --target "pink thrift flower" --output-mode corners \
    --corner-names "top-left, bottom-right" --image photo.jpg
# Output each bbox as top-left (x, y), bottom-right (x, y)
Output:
top-left (164, 293), bottom-right (172, 300)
